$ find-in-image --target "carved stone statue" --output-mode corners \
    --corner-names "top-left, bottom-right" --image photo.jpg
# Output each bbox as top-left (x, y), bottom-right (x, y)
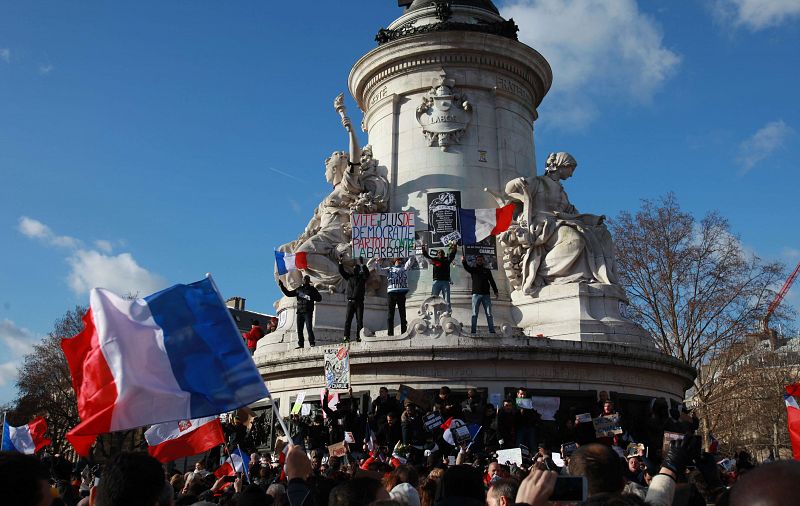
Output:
top-left (498, 152), bottom-right (618, 294)
top-left (277, 95), bottom-right (390, 292)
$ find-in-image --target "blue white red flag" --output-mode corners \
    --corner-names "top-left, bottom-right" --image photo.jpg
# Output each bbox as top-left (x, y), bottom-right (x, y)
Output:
top-left (1, 416), bottom-right (51, 454)
top-left (275, 251), bottom-right (309, 275)
top-left (214, 446), bottom-right (250, 477)
top-left (459, 204), bottom-right (515, 244)
top-left (145, 416), bottom-right (225, 464)
top-left (61, 276), bottom-right (269, 456)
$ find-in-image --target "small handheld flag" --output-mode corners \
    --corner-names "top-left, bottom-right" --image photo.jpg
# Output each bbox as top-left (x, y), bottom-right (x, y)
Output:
top-left (275, 251), bottom-right (309, 275)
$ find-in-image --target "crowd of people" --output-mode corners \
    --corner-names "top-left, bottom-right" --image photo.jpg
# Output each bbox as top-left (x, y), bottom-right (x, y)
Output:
top-left (3, 385), bottom-right (796, 505)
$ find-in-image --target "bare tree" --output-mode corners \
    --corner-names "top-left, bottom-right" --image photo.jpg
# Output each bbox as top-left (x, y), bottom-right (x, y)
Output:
top-left (610, 194), bottom-right (787, 444)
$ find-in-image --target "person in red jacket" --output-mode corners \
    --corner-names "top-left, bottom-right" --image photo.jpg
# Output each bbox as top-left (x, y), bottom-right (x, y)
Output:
top-left (242, 319), bottom-right (265, 355)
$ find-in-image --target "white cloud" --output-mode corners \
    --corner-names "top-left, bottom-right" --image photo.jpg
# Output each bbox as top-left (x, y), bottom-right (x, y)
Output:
top-left (0, 362), bottom-right (17, 387)
top-left (18, 216), bottom-right (167, 297)
top-left (713, 0), bottom-right (800, 31)
top-left (18, 216), bottom-right (81, 248)
top-left (67, 249), bottom-right (166, 297)
top-left (0, 319), bottom-right (36, 357)
top-left (501, 0), bottom-right (680, 129)
top-left (0, 48), bottom-right (9, 63)
top-left (38, 63), bottom-right (54, 75)
top-left (736, 120), bottom-right (793, 175)
top-left (782, 247), bottom-right (800, 261)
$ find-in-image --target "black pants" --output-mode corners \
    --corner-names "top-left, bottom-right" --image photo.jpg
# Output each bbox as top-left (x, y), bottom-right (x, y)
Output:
top-left (344, 299), bottom-right (364, 340)
top-left (296, 311), bottom-right (315, 347)
top-left (387, 292), bottom-right (407, 335)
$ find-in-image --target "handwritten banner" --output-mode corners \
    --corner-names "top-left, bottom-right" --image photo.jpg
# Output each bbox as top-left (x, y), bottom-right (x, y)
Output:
top-left (324, 348), bottom-right (350, 392)
top-left (352, 212), bottom-right (415, 258)
top-left (328, 441), bottom-right (348, 458)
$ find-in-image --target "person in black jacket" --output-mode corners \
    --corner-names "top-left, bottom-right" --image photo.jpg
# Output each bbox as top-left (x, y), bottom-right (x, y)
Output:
top-left (278, 275), bottom-right (322, 349)
top-left (339, 256), bottom-right (369, 342)
top-left (422, 242), bottom-right (457, 312)
top-left (461, 254), bottom-right (498, 333)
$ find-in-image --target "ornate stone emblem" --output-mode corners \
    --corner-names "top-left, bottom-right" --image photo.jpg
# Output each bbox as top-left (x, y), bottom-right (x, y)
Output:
top-left (416, 77), bottom-right (472, 151)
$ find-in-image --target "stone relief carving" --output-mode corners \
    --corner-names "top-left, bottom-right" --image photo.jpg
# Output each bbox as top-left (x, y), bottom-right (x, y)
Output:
top-left (407, 295), bottom-right (463, 337)
top-left (498, 152), bottom-right (619, 294)
top-left (276, 94), bottom-right (389, 293)
top-left (416, 77), bottom-right (472, 151)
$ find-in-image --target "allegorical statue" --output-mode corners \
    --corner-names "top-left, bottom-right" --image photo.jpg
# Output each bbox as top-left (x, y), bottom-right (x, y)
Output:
top-left (277, 94), bottom-right (389, 292)
top-left (499, 152), bottom-right (618, 294)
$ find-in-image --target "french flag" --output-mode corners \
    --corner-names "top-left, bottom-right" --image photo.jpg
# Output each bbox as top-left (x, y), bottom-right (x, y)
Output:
top-left (61, 276), bottom-right (269, 456)
top-left (786, 383), bottom-right (800, 460)
top-left (275, 251), bottom-right (309, 275)
top-left (214, 447), bottom-right (250, 478)
top-left (1, 416), bottom-right (51, 454)
top-left (458, 204), bottom-right (515, 244)
top-left (145, 416), bottom-right (225, 463)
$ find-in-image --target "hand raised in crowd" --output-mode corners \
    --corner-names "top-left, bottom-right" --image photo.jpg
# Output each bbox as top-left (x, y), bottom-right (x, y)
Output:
top-left (515, 467), bottom-right (558, 506)
top-left (285, 445), bottom-right (313, 481)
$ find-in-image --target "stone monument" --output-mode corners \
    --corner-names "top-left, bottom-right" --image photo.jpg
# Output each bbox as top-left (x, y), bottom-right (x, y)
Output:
top-left (256, 0), bottom-right (693, 415)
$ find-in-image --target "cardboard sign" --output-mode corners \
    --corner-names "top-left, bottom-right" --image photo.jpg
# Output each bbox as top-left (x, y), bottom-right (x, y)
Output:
top-left (575, 413), bottom-right (592, 424)
top-left (496, 448), bottom-right (523, 467)
top-left (662, 431), bottom-right (684, 456)
top-left (530, 396), bottom-right (560, 421)
top-left (450, 425), bottom-right (472, 444)
top-left (324, 347), bottom-right (350, 391)
top-left (351, 212), bottom-right (415, 258)
top-left (396, 384), bottom-right (432, 410)
top-left (328, 441), bottom-right (348, 458)
top-left (423, 412), bottom-right (444, 432)
top-left (291, 392), bottom-right (306, 415)
top-left (593, 414), bottom-right (623, 437)
top-left (515, 397), bottom-right (534, 410)
top-left (344, 431), bottom-right (356, 444)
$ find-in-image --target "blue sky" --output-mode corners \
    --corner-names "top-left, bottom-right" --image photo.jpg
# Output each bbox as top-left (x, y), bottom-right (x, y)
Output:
top-left (1, 0), bottom-right (798, 405)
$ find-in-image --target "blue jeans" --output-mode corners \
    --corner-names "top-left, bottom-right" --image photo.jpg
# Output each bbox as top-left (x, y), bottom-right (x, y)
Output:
top-left (471, 294), bottom-right (495, 333)
top-left (431, 280), bottom-right (451, 312)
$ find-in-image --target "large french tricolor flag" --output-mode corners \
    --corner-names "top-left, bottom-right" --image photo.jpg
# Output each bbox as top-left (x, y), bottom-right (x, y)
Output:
top-left (1, 416), bottom-right (51, 454)
top-left (786, 383), bottom-right (800, 460)
top-left (458, 204), bottom-right (515, 244)
top-left (145, 416), bottom-right (225, 463)
top-left (275, 251), bottom-right (308, 275)
top-left (61, 276), bottom-right (269, 456)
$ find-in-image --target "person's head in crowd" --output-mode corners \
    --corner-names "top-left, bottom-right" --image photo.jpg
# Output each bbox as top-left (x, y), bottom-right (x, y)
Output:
top-left (385, 465), bottom-right (419, 491)
top-left (537, 442), bottom-right (548, 458)
top-left (379, 386), bottom-right (390, 400)
top-left (467, 388), bottom-right (478, 399)
top-left (626, 455), bottom-right (642, 475)
top-left (329, 477), bottom-right (389, 506)
top-left (603, 400), bottom-right (615, 416)
top-left (439, 386), bottom-right (450, 400)
top-left (598, 390), bottom-right (609, 403)
top-left (266, 483), bottom-right (286, 499)
top-left (310, 452), bottom-right (323, 472)
top-left (437, 249), bottom-right (446, 259)
top-left (302, 275), bottom-right (311, 286)
top-left (0, 451), bottom-right (53, 506)
top-left (568, 443), bottom-right (624, 498)
top-left (475, 255), bottom-right (485, 267)
top-left (194, 461), bottom-right (205, 473)
top-left (313, 414), bottom-right (324, 426)
top-left (389, 482), bottom-right (421, 506)
top-left (90, 452), bottom-right (165, 506)
top-left (427, 467), bottom-right (445, 482)
top-left (484, 403), bottom-right (496, 417)
top-left (435, 465), bottom-right (485, 505)
top-left (501, 399), bottom-right (514, 413)
top-left (516, 388), bottom-right (527, 399)
top-left (728, 460), bottom-right (800, 506)
top-left (387, 412), bottom-right (398, 427)
top-left (650, 398), bottom-right (669, 419)
top-left (487, 477), bottom-right (520, 506)
top-left (486, 462), bottom-right (509, 484)
top-left (418, 477), bottom-right (437, 506)
top-left (404, 401), bottom-right (416, 416)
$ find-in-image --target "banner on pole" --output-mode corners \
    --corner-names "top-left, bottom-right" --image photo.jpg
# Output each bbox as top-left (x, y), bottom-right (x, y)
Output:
top-left (351, 212), bottom-right (415, 258)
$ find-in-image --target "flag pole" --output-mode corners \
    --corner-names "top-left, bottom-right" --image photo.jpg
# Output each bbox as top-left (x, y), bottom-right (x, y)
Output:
top-left (268, 393), bottom-right (294, 448)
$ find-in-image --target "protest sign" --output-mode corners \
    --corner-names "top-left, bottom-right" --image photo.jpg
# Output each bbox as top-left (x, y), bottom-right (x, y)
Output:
top-left (562, 442), bottom-right (578, 457)
top-left (344, 432), bottom-right (356, 444)
top-left (320, 389), bottom-right (339, 419)
top-left (489, 392), bottom-right (503, 409)
top-left (324, 347), bottom-right (350, 391)
top-left (397, 384), bottom-right (432, 410)
top-left (464, 236), bottom-right (498, 269)
top-left (575, 413), bottom-right (592, 424)
top-left (593, 414), bottom-right (623, 437)
top-left (447, 456), bottom-right (457, 466)
top-left (551, 452), bottom-right (565, 467)
top-left (496, 448), bottom-right (523, 467)
top-left (328, 441), bottom-right (348, 458)
top-left (427, 191), bottom-right (461, 247)
top-left (351, 212), bottom-right (415, 258)
top-left (626, 443), bottom-right (645, 457)
top-left (300, 403), bottom-right (311, 416)
top-left (662, 431), bottom-right (684, 457)
top-left (718, 458), bottom-right (734, 473)
top-left (451, 425), bottom-right (472, 445)
top-left (423, 412), bottom-right (444, 432)
top-left (290, 392), bottom-right (306, 415)
top-left (516, 397), bottom-right (534, 410)
top-left (530, 396), bottom-right (560, 421)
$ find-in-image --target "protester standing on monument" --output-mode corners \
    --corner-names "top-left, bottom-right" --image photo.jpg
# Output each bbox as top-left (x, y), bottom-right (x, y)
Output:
top-left (461, 254), bottom-right (499, 334)
top-left (339, 256), bottom-right (370, 342)
top-left (422, 242), bottom-right (457, 312)
top-left (242, 319), bottom-right (265, 355)
top-left (278, 275), bottom-right (322, 349)
top-left (374, 257), bottom-right (416, 335)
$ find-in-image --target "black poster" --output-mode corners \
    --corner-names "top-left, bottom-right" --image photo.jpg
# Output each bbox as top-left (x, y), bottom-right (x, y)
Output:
top-left (463, 235), bottom-right (499, 270)
top-left (426, 191), bottom-right (461, 247)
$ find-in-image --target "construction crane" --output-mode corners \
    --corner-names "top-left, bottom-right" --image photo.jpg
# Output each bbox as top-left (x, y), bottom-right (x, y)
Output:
top-left (762, 260), bottom-right (800, 339)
